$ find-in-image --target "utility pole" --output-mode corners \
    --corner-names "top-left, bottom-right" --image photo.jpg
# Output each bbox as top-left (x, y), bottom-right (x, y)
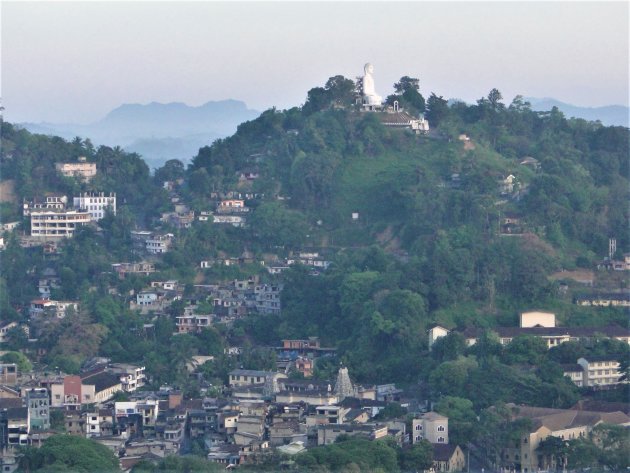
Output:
top-left (467, 445), bottom-right (470, 473)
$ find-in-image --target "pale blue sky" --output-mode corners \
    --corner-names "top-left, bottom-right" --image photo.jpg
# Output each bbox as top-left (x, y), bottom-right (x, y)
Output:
top-left (2, 1), bottom-right (628, 123)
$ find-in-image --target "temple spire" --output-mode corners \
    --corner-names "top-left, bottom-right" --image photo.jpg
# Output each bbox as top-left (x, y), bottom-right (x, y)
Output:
top-left (334, 365), bottom-right (355, 401)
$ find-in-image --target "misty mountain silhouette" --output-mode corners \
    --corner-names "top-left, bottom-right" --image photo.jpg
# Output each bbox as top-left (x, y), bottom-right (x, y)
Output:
top-left (19, 100), bottom-right (260, 168)
top-left (524, 97), bottom-right (628, 127)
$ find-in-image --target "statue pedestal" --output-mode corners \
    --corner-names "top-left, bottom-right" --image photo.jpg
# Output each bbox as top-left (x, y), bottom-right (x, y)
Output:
top-left (362, 95), bottom-right (383, 111)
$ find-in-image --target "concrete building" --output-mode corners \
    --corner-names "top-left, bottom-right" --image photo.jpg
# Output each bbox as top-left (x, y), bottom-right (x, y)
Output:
top-left (0, 364), bottom-right (18, 385)
top-left (276, 390), bottom-right (338, 406)
top-left (213, 215), bottom-right (246, 227)
top-left (520, 311), bottom-right (555, 328)
top-left (561, 364), bottom-right (585, 387)
top-left (216, 200), bottom-right (249, 213)
top-left (82, 372), bottom-right (123, 403)
top-left (428, 324), bottom-right (450, 348)
top-left (109, 364), bottom-right (146, 392)
top-left (254, 284), bottom-right (282, 315)
top-left (50, 375), bottom-right (96, 408)
top-left (498, 404), bottom-right (630, 473)
top-left (577, 356), bottom-right (625, 388)
top-left (30, 209), bottom-right (91, 238)
top-left (412, 412), bottom-right (448, 444)
top-left (29, 299), bottom-right (78, 319)
top-left (114, 400), bottom-right (160, 428)
top-left (111, 262), bottom-right (156, 279)
top-left (575, 292), bottom-right (630, 307)
top-left (85, 409), bottom-right (114, 438)
top-left (317, 423), bottom-right (388, 445)
top-left (175, 314), bottom-right (212, 334)
top-left (146, 234), bottom-right (174, 254)
top-left (228, 369), bottom-right (286, 388)
top-left (0, 322), bottom-right (21, 344)
top-left (73, 192), bottom-right (116, 221)
top-left (463, 324), bottom-right (630, 348)
top-left (55, 159), bottom-right (97, 181)
top-left (0, 407), bottom-right (29, 447)
top-left (26, 388), bottom-right (50, 431)
top-left (432, 444), bottom-right (466, 472)
top-left (23, 195), bottom-right (68, 216)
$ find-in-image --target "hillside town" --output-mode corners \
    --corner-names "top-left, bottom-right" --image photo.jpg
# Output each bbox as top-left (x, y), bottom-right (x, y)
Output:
top-left (1, 59), bottom-right (629, 473)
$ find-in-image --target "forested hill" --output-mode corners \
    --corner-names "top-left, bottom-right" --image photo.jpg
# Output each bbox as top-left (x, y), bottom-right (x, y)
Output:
top-left (0, 74), bottom-right (628, 388)
top-left (188, 79), bottom-right (629, 262)
top-left (183, 77), bottom-right (629, 381)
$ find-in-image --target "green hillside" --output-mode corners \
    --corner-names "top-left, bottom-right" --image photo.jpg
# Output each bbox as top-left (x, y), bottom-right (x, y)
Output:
top-left (0, 74), bottom-right (628, 393)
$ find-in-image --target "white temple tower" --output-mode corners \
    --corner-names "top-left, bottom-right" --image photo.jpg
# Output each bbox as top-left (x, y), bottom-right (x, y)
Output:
top-left (334, 366), bottom-right (356, 401)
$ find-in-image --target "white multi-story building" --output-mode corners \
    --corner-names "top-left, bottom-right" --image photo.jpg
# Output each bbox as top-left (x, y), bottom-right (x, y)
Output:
top-left (109, 364), bottom-right (146, 392)
top-left (29, 299), bottom-right (79, 318)
top-left (73, 192), bottom-right (116, 221)
top-left (30, 209), bottom-right (91, 237)
top-left (115, 400), bottom-right (160, 427)
top-left (577, 356), bottom-right (625, 387)
top-left (146, 234), bottom-right (174, 254)
top-left (136, 292), bottom-right (159, 306)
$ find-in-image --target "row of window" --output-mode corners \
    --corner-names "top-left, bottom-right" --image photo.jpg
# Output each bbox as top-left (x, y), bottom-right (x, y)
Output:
top-left (231, 375), bottom-right (264, 382)
top-left (589, 369), bottom-right (618, 376)
top-left (414, 424), bottom-right (445, 431)
top-left (54, 393), bottom-right (90, 400)
top-left (415, 435), bottom-right (446, 443)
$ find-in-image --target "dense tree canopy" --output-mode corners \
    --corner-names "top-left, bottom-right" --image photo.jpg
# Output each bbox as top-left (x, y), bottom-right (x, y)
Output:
top-left (19, 435), bottom-right (120, 472)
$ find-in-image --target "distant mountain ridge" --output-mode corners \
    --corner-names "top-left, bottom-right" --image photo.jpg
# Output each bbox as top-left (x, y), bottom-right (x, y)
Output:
top-left (19, 100), bottom-right (260, 168)
top-left (445, 97), bottom-right (628, 128)
top-left (524, 97), bottom-right (628, 127)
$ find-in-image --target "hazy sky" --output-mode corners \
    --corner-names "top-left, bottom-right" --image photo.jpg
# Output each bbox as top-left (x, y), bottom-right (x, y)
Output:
top-left (2, 1), bottom-right (628, 124)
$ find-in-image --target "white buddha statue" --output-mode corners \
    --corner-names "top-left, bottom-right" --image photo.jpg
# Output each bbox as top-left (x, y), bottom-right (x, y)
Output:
top-left (362, 63), bottom-right (382, 106)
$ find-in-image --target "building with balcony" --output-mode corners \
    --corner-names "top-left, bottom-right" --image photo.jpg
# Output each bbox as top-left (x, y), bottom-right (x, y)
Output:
top-left (577, 356), bottom-right (625, 388)
top-left (175, 314), bottom-right (212, 334)
top-left (30, 209), bottom-right (91, 238)
top-left (146, 234), bottom-right (174, 254)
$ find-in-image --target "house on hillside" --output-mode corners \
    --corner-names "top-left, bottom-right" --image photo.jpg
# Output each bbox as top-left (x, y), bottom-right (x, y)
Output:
top-left (577, 355), bottom-right (625, 388)
top-left (428, 324), bottom-right (450, 349)
top-left (497, 404), bottom-right (630, 472)
top-left (411, 412), bottom-right (448, 444)
top-left (431, 444), bottom-right (466, 472)
top-left (575, 292), bottom-right (630, 307)
top-left (55, 158), bottom-right (97, 181)
top-left (560, 364), bottom-right (585, 387)
top-left (145, 234), bottom-right (174, 254)
top-left (462, 324), bottom-right (630, 349)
